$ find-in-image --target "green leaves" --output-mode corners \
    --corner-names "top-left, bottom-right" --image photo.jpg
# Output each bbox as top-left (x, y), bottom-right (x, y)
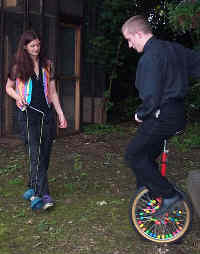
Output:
top-left (171, 123), bottom-right (200, 151)
top-left (167, 0), bottom-right (200, 36)
top-left (88, 0), bottom-right (137, 78)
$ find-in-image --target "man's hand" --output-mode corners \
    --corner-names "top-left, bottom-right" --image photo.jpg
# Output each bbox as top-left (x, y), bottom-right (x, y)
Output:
top-left (135, 113), bottom-right (143, 123)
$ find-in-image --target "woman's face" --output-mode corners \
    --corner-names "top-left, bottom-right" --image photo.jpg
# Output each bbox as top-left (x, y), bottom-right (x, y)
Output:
top-left (25, 38), bottom-right (40, 57)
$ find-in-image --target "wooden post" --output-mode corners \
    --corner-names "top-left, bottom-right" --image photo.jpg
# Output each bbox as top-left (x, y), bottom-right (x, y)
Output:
top-left (89, 2), bottom-right (96, 123)
top-left (4, 35), bottom-right (13, 135)
top-left (23, 0), bottom-right (30, 31)
top-left (75, 26), bottom-right (81, 131)
top-left (39, 0), bottom-right (44, 39)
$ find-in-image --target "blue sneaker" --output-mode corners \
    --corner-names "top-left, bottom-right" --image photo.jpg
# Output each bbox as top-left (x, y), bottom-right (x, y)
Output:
top-left (42, 195), bottom-right (54, 210)
top-left (30, 196), bottom-right (43, 210)
top-left (23, 189), bottom-right (35, 201)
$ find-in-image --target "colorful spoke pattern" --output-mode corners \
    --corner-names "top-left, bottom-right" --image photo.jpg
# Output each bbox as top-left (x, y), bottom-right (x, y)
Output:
top-left (134, 191), bottom-right (188, 241)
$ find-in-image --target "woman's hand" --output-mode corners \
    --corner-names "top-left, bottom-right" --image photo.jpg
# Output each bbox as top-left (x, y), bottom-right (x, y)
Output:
top-left (58, 112), bottom-right (67, 128)
top-left (16, 96), bottom-right (27, 109)
top-left (49, 80), bottom-right (67, 128)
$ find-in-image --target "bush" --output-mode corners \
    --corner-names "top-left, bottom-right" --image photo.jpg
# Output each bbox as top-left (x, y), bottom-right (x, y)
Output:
top-left (185, 81), bottom-right (200, 111)
top-left (113, 95), bottom-right (141, 121)
top-left (171, 122), bottom-right (200, 151)
top-left (167, 0), bottom-right (200, 45)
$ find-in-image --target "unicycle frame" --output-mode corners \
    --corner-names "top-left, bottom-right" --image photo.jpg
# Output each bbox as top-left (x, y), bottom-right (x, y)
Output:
top-left (161, 139), bottom-right (168, 177)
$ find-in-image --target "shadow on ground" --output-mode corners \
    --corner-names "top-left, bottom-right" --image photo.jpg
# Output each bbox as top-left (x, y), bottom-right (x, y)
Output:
top-left (0, 122), bottom-right (200, 254)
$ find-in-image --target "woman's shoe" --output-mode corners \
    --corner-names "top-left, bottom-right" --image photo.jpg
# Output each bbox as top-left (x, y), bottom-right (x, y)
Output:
top-left (30, 196), bottom-right (43, 210)
top-left (42, 195), bottom-right (54, 210)
top-left (23, 189), bottom-right (35, 201)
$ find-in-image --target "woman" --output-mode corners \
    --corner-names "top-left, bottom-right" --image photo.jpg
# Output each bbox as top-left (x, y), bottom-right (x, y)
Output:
top-left (6, 30), bottom-right (67, 210)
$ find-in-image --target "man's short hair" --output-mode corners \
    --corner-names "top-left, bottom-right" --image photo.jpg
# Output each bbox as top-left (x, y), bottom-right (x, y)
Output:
top-left (122, 15), bottom-right (152, 35)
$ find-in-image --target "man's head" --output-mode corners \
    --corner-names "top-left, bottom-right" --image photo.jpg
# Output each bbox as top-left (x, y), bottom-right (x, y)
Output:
top-left (122, 15), bottom-right (153, 53)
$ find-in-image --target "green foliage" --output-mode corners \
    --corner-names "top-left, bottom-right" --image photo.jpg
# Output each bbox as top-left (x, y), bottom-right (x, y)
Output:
top-left (104, 89), bottom-right (114, 112)
top-left (73, 153), bottom-right (82, 171)
top-left (114, 95), bottom-right (141, 121)
top-left (171, 123), bottom-right (200, 151)
top-left (167, 0), bottom-right (200, 43)
top-left (83, 123), bottom-right (123, 135)
top-left (103, 152), bottom-right (114, 166)
top-left (64, 182), bottom-right (76, 193)
top-left (167, 1), bottom-right (200, 121)
top-left (185, 80), bottom-right (200, 111)
top-left (8, 177), bottom-right (23, 185)
top-left (89, 0), bottom-right (170, 67)
top-left (0, 162), bottom-right (20, 175)
top-left (87, 0), bottom-right (138, 112)
top-left (88, 0), bottom-right (137, 72)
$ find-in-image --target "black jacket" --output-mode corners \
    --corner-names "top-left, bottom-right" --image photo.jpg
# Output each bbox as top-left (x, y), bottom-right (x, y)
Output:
top-left (135, 36), bottom-right (200, 120)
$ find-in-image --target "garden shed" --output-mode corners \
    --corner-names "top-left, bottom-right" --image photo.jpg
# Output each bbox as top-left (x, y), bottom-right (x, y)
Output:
top-left (0, 0), bottom-right (106, 138)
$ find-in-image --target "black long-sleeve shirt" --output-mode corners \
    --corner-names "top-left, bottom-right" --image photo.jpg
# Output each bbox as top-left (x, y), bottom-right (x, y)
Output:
top-left (135, 36), bottom-right (200, 120)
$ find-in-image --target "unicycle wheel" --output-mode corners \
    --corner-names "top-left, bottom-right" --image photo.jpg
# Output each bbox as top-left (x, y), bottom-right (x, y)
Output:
top-left (129, 187), bottom-right (192, 243)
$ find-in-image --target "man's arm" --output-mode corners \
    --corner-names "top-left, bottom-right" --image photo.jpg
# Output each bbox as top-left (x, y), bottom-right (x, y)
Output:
top-left (135, 53), bottom-right (164, 121)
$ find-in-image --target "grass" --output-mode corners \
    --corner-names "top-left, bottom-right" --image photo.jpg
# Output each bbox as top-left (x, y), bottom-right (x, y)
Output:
top-left (171, 122), bottom-right (200, 151)
top-left (0, 122), bottom-right (200, 253)
top-left (82, 123), bottom-right (123, 135)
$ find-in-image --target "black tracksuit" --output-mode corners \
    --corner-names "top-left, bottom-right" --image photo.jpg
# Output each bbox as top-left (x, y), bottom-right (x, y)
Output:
top-left (17, 68), bottom-right (54, 197)
top-left (125, 37), bottom-right (200, 198)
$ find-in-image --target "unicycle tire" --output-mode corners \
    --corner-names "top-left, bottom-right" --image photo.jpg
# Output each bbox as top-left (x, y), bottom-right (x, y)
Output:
top-left (129, 187), bottom-right (192, 243)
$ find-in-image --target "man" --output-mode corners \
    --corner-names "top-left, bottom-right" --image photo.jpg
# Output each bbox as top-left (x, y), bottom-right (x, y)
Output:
top-left (122, 15), bottom-right (200, 216)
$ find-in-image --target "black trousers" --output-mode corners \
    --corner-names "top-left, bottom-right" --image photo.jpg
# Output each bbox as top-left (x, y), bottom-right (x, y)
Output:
top-left (125, 102), bottom-right (186, 199)
top-left (17, 108), bottom-right (54, 197)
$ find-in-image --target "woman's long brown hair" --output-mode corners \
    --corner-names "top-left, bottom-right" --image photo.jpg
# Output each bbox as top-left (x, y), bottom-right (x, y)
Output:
top-left (14, 30), bottom-right (48, 81)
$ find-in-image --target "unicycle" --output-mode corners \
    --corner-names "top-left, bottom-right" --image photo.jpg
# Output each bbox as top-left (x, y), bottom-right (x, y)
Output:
top-left (129, 138), bottom-right (193, 243)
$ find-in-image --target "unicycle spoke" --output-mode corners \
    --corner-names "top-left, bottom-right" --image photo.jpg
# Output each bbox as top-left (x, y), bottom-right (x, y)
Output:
top-left (129, 187), bottom-right (192, 243)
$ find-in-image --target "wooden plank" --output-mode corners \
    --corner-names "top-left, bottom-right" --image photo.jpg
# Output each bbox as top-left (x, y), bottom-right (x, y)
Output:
top-left (58, 23), bottom-right (81, 133)
top-left (74, 26), bottom-right (81, 130)
top-left (39, 0), bottom-right (44, 38)
top-left (4, 35), bottom-right (13, 135)
top-left (23, 0), bottom-right (30, 30)
top-left (0, 0), bottom-right (5, 136)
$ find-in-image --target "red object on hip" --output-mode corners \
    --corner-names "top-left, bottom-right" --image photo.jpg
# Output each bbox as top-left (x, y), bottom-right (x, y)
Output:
top-left (161, 152), bottom-right (167, 176)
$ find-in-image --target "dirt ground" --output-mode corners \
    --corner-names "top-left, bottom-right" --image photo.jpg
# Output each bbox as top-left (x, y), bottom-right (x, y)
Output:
top-left (0, 121), bottom-right (200, 254)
